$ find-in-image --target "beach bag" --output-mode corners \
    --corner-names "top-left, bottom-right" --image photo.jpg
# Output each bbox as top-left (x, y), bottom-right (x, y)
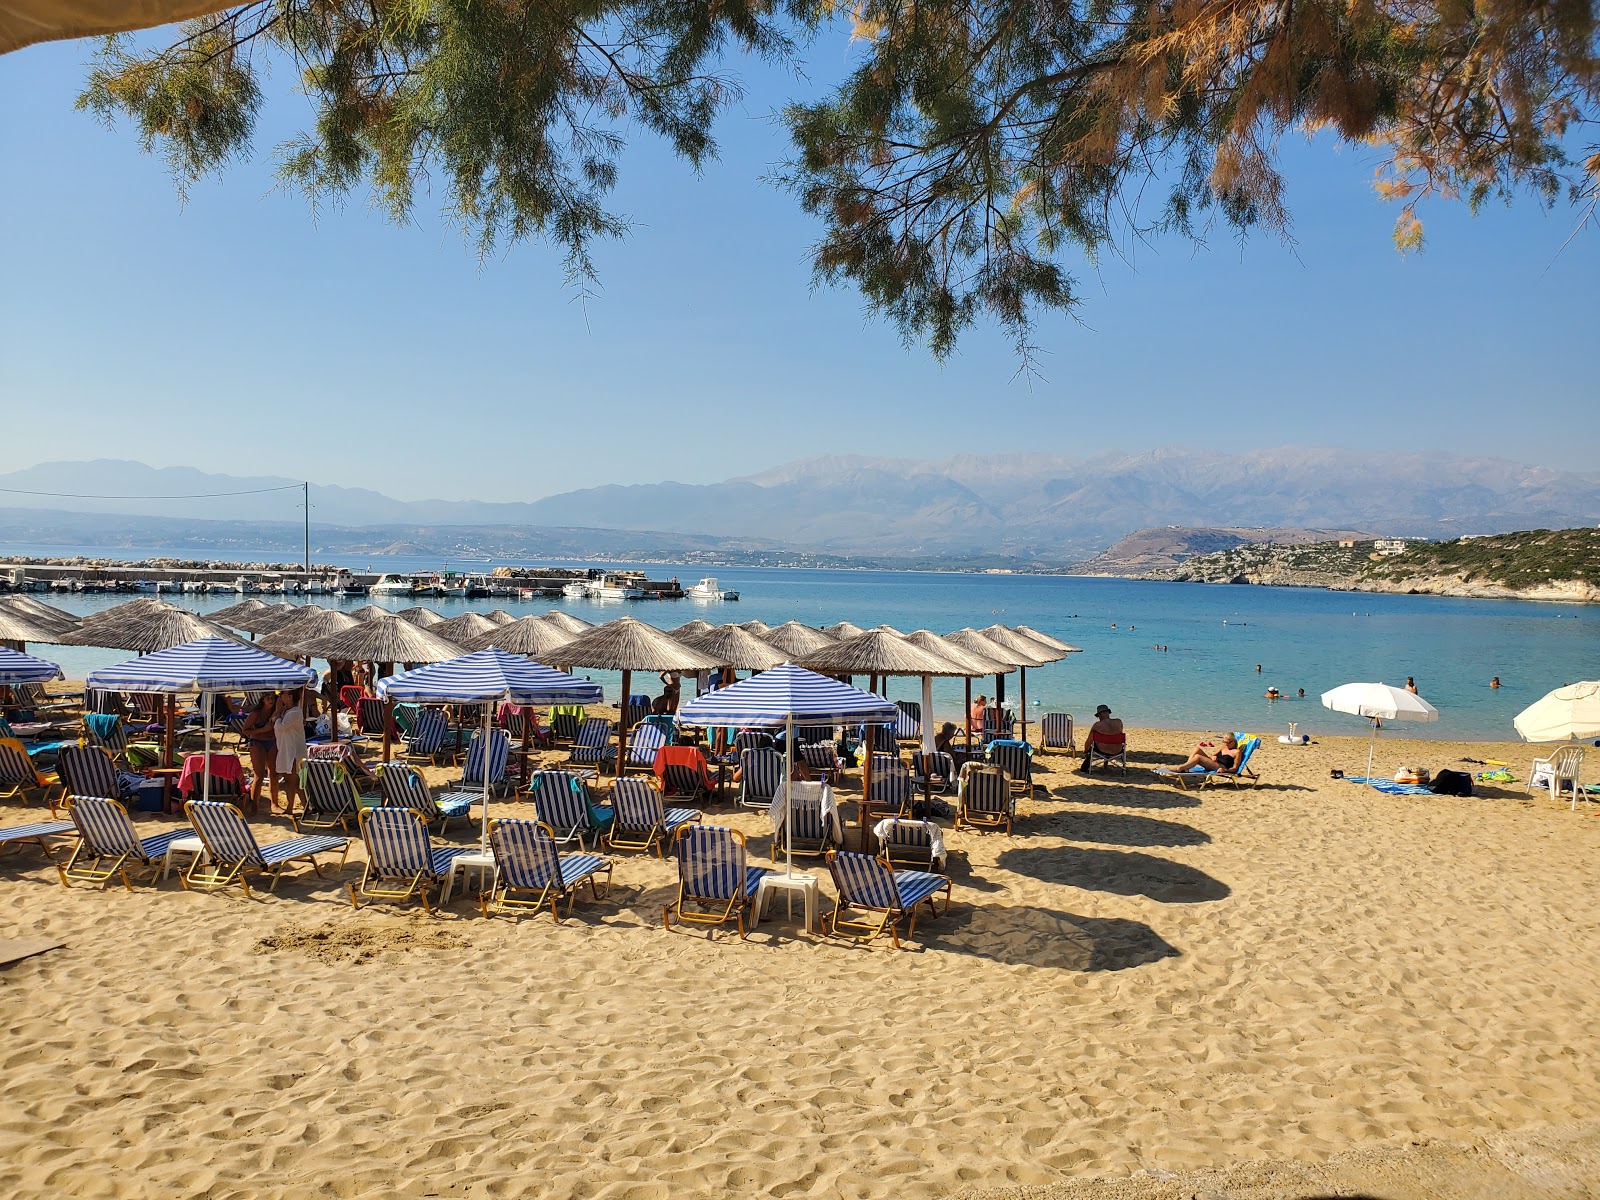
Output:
top-left (1429, 769), bottom-right (1473, 797)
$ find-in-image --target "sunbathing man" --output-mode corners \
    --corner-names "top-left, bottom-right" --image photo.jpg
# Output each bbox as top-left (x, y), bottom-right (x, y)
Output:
top-left (1169, 733), bottom-right (1241, 775)
top-left (1080, 704), bottom-right (1124, 769)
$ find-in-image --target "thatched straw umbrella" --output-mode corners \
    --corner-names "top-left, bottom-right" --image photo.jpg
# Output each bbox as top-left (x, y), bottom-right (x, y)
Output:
top-left (350, 604), bottom-right (393, 622)
top-left (460, 616), bottom-right (573, 659)
top-left (737, 619), bottom-right (773, 636)
top-left (799, 630), bottom-right (972, 837)
top-left (762, 621), bottom-right (838, 659)
top-left (821, 621), bottom-right (865, 640)
top-left (298, 617), bottom-right (463, 760)
top-left (904, 630), bottom-right (1013, 753)
top-left (1013, 625), bottom-right (1080, 655)
top-left (669, 618), bottom-right (715, 638)
top-left (395, 607), bottom-right (446, 628)
top-left (0, 595), bottom-right (81, 634)
top-left (553, 617), bottom-right (719, 776)
top-left (0, 606), bottom-right (68, 648)
top-left (675, 624), bottom-right (787, 672)
top-left (257, 607), bottom-right (359, 658)
top-left (484, 609), bottom-right (516, 625)
top-left (431, 611), bottom-right (501, 643)
top-left (206, 597), bottom-right (271, 632)
top-left (969, 625), bottom-right (1059, 743)
top-left (869, 623), bottom-right (905, 637)
top-left (542, 611), bottom-right (594, 635)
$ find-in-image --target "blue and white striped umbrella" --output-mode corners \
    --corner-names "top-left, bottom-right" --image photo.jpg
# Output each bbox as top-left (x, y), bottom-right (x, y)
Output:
top-left (676, 663), bottom-right (896, 728)
top-left (375, 648), bottom-right (602, 705)
top-left (87, 637), bottom-right (317, 693)
top-left (0, 647), bottom-right (64, 685)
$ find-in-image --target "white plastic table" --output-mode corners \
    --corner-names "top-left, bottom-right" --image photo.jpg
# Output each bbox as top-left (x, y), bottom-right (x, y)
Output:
top-left (442, 851), bottom-right (496, 904)
top-left (753, 871), bottom-right (820, 933)
top-left (161, 835), bottom-right (208, 881)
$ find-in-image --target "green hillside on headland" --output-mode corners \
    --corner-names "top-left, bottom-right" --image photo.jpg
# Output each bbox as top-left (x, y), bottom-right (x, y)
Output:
top-left (1362, 527), bottom-right (1597, 590)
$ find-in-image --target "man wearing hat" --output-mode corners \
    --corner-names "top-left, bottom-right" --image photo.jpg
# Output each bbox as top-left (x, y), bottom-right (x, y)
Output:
top-left (1081, 704), bottom-right (1124, 770)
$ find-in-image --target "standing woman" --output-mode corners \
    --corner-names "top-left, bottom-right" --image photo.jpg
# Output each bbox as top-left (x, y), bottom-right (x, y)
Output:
top-left (272, 689), bottom-right (308, 816)
top-left (239, 695), bottom-right (277, 815)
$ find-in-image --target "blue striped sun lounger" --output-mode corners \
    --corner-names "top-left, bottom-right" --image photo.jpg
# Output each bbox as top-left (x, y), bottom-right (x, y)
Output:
top-left (0, 737), bottom-right (60, 810)
top-left (299, 759), bottom-right (368, 833)
top-left (379, 763), bottom-right (475, 833)
top-left (737, 747), bottom-right (783, 810)
top-left (60, 795), bottom-right (189, 889)
top-left (824, 850), bottom-right (951, 948)
top-left (481, 818), bottom-right (612, 920)
top-left (350, 807), bottom-right (472, 913)
top-left (0, 819), bottom-right (75, 860)
top-left (567, 719), bottom-right (613, 768)
top-left (183, 801), bottom-right (349, 896)
top-left (956, 762), bottom-right (1014, 833)
top-left (604, 777), bottom-right (699, 858)
top-left (454, 729), bottom-right (511, 797)
top-left (663, 824), bottom-right (769, 937)
top-left (529, 770), bottom-right (613, 849)
top-left (623, 722), bottom-right (667, 773)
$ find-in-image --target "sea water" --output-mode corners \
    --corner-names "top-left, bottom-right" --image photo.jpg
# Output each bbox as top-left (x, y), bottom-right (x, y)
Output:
top-left (21, 555), bottom-right (1599, 740)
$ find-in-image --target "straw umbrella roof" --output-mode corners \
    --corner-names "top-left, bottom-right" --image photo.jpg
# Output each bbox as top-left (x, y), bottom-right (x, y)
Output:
top-left (869, 623), bottom-right (905, 637)
top-left (669, 618), bottom-right (716, 638)
top-left (460, 615), bottom-right (574, 658)
top-left (0, 607), bottom-right (63, 643)
top-left (260, 606), bottom-right (359, 648)
top-left (0, 595), bottom-right (81, 633)
top-left (556, 617), bottom-right (720, 673)
top-left (903, 629), bottom-right (1012, 676)
top-left (821, 621), bottom-right (865, 640)
top-left (762, 621), bottom-right (838, 658)
top-left (737, 620), bottom-right (772, 636)
top-left (798, 629), bottom-right (970, 677)
top-left (484, 609), bottom-right (516, 625)
top-left (430, 611), bottom-right (502, 642)
top-left (394, 607), bottom-right (446, 628)
top-left (350, 605), bottom-right (394, 622)
top-left (980, 624), bottom-right (1063, 665)
top-left (57, 603), bottom-right (249, 653)
top-left (205, 597), bottom-right (271, 627)
top-left (1012, 624), bottom-right (1082, 655)
top-left (674, 624), bottom-right (787, 671)
top-left (299, 615), bottom-right (463, 664)
top-left (542, 611), bottom-right (594, 635)
top-left (69, 597), bottom-right (164, 633)
top-left (943, 627), bottom-right (1032, 668)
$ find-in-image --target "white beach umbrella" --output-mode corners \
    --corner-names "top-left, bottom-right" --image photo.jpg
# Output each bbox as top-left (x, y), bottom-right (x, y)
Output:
top-left (1321, 681), bottom-right (1439, 787)
top-left (1513, 681), bottom-right (1600, 743)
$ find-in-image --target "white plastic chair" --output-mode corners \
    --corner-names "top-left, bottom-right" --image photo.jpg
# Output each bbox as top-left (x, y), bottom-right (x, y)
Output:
top-left (1527, 745), bottom-right (1585, 808)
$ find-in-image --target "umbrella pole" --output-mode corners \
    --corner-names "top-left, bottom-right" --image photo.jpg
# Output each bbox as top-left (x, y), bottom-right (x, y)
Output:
top-left (860, 726), bottom-right (874, 851)
top-left (382, 697), bottom-right (393, 763)
top-left (921, 674), bottom-right (935, 810)
top-left (202, 693), bottom-right (212, 807)
top-left (616, 668), bottom-right (631, 777)
top-left (481, 701), bottom-right (492, 855)
top-left (164, 695), bottom-right (175, 770)
top-left (965, 677), bottom-right (972, 753)
top-left (520, 702), bottom-right (530, 789)
top-left (1020, 668), bottom-right (1028, 745)
top-left (784, 712), bottom-right (794, 877)
top-left (1366, 722), bottom-right (1378, 789)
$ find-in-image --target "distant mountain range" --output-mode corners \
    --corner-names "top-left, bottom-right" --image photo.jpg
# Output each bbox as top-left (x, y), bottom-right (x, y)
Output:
top-left (3, 452), bottom-right (1597, 562)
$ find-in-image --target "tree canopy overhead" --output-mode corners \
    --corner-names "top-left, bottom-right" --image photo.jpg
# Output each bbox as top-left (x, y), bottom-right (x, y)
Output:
top-left (73, 0), bottom-right (1599, 354)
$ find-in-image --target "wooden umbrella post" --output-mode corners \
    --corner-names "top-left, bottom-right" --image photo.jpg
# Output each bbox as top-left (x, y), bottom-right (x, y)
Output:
top-left (859, 725), bottom-right (875, 852)
top-left (382, 696), bottom-right (393, 763)
top-left (965, 677), bottom-right (973, 753)
top-left (615, 667), bottom-right (631, 778)
top-left (1019, 667), bottom-right (1028, 745)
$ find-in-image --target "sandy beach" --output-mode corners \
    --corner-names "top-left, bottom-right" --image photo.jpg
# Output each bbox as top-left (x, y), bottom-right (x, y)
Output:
top-left (3, 718), bottom-right (1598, 1198)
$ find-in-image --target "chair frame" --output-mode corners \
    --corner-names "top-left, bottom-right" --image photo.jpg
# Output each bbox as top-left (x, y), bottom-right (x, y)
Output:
top-left (823, 850), bottom-right (951, 948)
top-left (662, 825), bottom-right (767, 937)
top-left (349, 807), bottom-right (467, 913)
top-left (182, 800), bottom-right (350, 896)
top-left (298, 758), bottom-right (365, 833)
top-left (58, 795), bottom-right (186, 890)
top-left (479, 818), bottom-right (613, 921)
top-left (956, 762), bottom-right (1014, 834)
top-left (1040, 713), bottom-right (1075, 753)
top-left (605, 776), bottom-right (700, 857)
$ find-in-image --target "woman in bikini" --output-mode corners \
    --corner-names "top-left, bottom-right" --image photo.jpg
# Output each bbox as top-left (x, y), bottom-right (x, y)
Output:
top-left (1170, 733), bottom-right (1241, 774)
top-left (239, 695), bottom-right (277, 815)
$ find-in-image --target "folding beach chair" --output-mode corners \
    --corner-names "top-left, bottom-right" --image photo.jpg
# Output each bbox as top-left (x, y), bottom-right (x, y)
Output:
top-left (454, 728), bottom-right (511, 797)
top-left (1041, 713), bottom-right (1075, 753)
top-left (894, 700), bottom-right (922, 745)
top-left (0, 737), bottom-right (60, 810)
top-left (956, 762), bottom-right (1014, 834)
top-left (378, 762), bottom-right (476, 833)
top-left (399, 708), bottom-right (450, 766)
top-left (0, 819), bottom-right (75, 860)
top-left (1158, 736), bottom-right (1262, 789)
top-left (481, 818), bottom-right (613, 920)
top-left (653, 745), bottom-right (716, 802)
top-left (502, 705), bottom-right (553, 750)
top-left (1085, 732), bottom-right (1128, 772)
top-left (796, 724), bottom-right (835, 747)
top-left (737, 747), bottom-right (783, 810)
top-left (624, 696), bottom-right (652, 730)
top-left (799, 741), bottom-right (845, 786)
top-left (298, 758), bottom-right (368, 833)
top-left (567, 718), bottom-right (613, 769)
top-left (768, 781), bottom-right (839, 861)
top-left (866, 760), bottom-right (912, 819)
top-left (662, 824), bottom-right (769, 937)
top-left (605, 777), bottom-right (700, 857)
top-left (987, 739), bottom-right (1034, 797)
top-left (641, 713), bottom-right (676, 744)
top-left (549, 708), bottom-right (582, 744)
top-left (732, 730), bottom-right (775, 757)
top-left (183, 800), bottom-right (349, 896)
top-left (980, 708), bottom-right (1002, 746)
top-left (865, 724), bottom-right (898, 754)
top-left (57, 744), bottom-right (139, 803)
top-left (59, 795), bottom-right (189, 889)
top-left (529, 769), bottom-right (613, 849)
top-left (823, 850), bottom-right (951, 948)
top-left (910, 750), bottom-right (955, 794)
top-left (873, 817), bottom-right (946, 871)
top-left (391, 703), bottom-right (420, 738)
top-left (84, 713), bottom-right (129, 763)
top-left (622, 722), bottom-right (667, 774)
top-left (349, 807), bottom-right (472, 913)
top-left (338, 685), bottom-right (366, 717)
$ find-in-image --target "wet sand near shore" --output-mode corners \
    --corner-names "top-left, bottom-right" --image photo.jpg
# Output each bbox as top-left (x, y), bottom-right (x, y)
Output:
top-left (3, 715), bottom-right (1598, 1198)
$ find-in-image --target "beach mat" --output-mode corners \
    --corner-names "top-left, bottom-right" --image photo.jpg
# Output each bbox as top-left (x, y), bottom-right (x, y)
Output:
top-left (0, 939), bottom-right (63, 968)
top-left (1344, 776), bottom-right (1435, 795)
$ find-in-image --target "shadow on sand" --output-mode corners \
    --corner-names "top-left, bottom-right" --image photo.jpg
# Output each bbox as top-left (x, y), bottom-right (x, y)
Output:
top-left (925, 903), bottom-right (1180, 971)
top-left (998, 845), bottom-right (1230, 903)
top-left (1051, 809), bottom-right (1211, 848)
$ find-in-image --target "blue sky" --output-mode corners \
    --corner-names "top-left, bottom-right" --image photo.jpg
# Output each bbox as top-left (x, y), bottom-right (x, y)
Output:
top-left (1, 32), bottom-right (1596, 504)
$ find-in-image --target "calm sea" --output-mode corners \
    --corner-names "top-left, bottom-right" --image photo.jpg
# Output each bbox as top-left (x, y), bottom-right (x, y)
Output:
top-left (16, 545), bottom-right (1598, 741)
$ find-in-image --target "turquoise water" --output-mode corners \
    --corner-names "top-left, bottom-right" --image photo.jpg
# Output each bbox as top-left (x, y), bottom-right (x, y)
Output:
top-left (22, 556), bottom-right (1598, 741)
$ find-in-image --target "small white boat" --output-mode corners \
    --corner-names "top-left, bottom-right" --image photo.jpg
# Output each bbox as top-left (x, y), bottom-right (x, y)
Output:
top-left (686, 577), bottom-right (739, 601)
top-left (370, 573), bottom-right (414, 596)
top-left (588, 574), bottom-right (644, 601)
top-left (561, 580), bottom-right (591, 599)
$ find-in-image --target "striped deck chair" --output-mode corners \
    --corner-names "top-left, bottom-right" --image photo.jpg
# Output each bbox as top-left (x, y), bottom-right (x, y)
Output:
top-left (874, 818), bottom-right (946, 871)
top-left (0, 819), bottom-right (75, 860)
top-left (84, 713), bottom-right (128, 761)
top-left (957, 762), bottom-right (1014, 833)
top-left (894, 700), bottom-right (922, 745)
top-left (981, 708), bottom-right (1015, 745)
top-left (987, 739), bottom-right (1034, 797)
top-left (529, 770), bottom-right (613, 849)
top-left (392, 703), bottom-right (421, 738)
top-left (131, 693), bottom-right (166, 724)
top-left (502, 705), bottom-right (553, 750)
top-left (769, 783), bottom-right (838, 861)
top-left (378, 763), bottom-right (475, 833)
top-left (910, 750), bottom-right (955, 793)
top-left (482, 818), bottom-right (613, 920)
top-left (1041, 713), bottom-right (1075, 753)
top-left (549, 707), bottom-right (583, 743)
top-left (622, 722), bottom-right (667, 774)
top-left (799, 742), bottom-right (845, 785)
top-left (865, 725), bottom-right (898, 754)
top-left (737, 747), bottom-right (783, 810)
top-left (823, 850), bottom-right (951, 948)
top-left (662, 824), bottom-right (769, 937)
top-left (454, 728), bottom-right (511, 797)
top-left (338, 685), bottom-right (366, 718)
top-left (567, 718), bottom-right (613, 768)
top-left (796, 723), bottom-right (835, 747)
top-left (624, 697), bottom-right (652, 730)
top-left (350, 807), bottom-right (472, 912)
top-left (402, 708), bottom-right (450, 766)
top-left (867, 760), bottom-right (912, 818)
top-left (59, 795), bottom-right (189, 889)
top-left (57, 744), bottom-right (138, 802)
top-left (605, 777), bottom-right (700, 857)
top-left (297, 758), bottom-right (367, 833)
top-left (732, 730), bottom-right (775, 756)
top-left (654, 745), bottom-right (716, 802)
top-left (0, 737), bottom-right (60, 810)
top-left (183, 800), bottom-right (349, 896)
top-left (1085, 732), bottom-right (1128, 772)
top-left (357, 697), bottom-right (390, 742)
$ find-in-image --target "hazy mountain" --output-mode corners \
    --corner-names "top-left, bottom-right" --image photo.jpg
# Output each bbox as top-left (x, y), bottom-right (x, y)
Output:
top-left (4, 451), bottom-right (1597, 562)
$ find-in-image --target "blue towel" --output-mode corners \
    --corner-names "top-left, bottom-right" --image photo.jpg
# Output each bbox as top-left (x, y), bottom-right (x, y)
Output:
top-left (1344, 776), bottom-right (1434, 795)
top-left (87, 713), bottom-right (120, 740)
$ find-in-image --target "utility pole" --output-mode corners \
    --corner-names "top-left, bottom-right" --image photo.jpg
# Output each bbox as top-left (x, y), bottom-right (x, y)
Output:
top-left (303, 481), bottom-right (311, 586)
